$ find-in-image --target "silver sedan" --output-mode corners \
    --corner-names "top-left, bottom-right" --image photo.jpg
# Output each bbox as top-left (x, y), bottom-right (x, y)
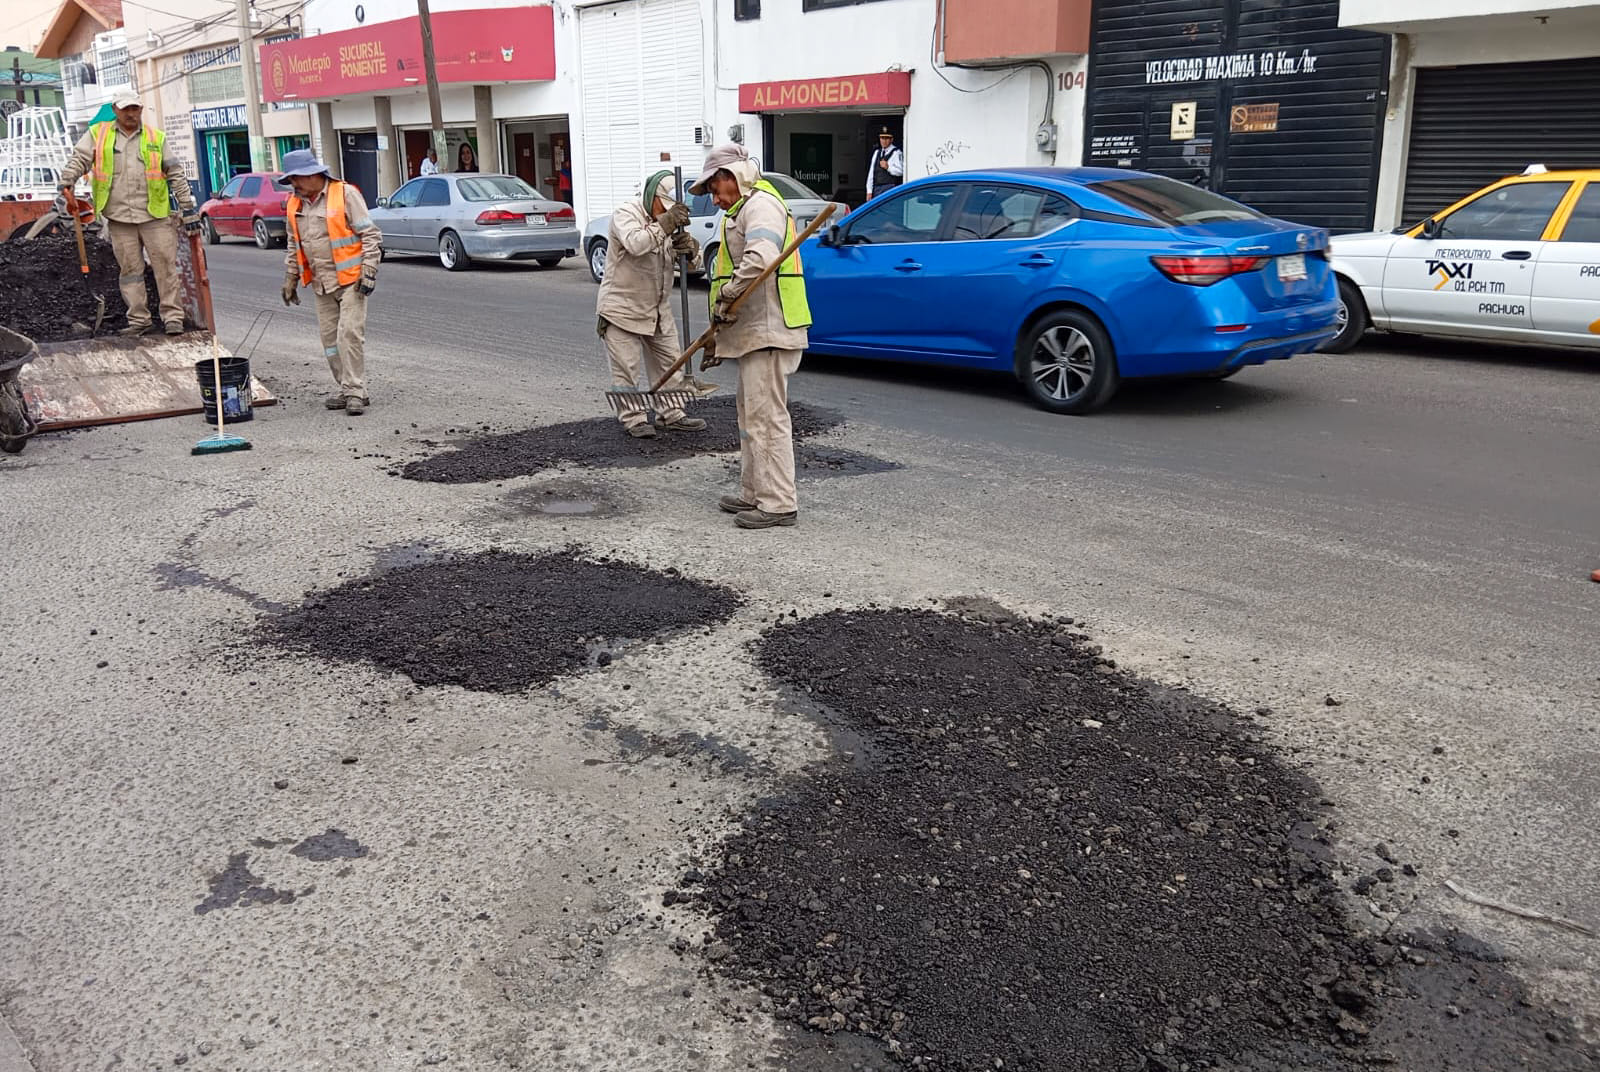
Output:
top-left (370, 173), bottom-right (579, 272)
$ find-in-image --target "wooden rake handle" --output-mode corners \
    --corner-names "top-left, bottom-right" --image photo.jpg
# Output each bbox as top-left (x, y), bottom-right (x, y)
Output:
top-left (648, 202), bottom-right (838, 392)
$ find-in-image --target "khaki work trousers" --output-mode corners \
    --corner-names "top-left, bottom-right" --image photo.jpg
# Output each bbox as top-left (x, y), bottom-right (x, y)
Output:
top-left (106, 218), bottom-right (183, 329)
top-left (314, 283), bottom-right (368, 401)
top-left (734, 348), bottom-right (802, 515)
top-left (604, 322), bottom-right (686, 428)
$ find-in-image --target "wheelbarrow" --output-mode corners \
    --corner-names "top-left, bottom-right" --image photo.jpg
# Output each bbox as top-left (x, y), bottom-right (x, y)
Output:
top-left (0, 325), bottom-right (40, 454)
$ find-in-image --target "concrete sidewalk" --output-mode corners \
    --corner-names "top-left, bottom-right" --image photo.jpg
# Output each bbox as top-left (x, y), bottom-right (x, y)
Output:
top-left (0, 1014), bottom-right (35, 1072)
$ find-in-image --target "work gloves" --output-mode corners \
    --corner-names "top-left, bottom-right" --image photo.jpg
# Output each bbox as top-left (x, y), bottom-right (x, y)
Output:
top-left (655, 202), bottom-right (691, 232)
top-left (358, 267), bottom-right (377, 297)
top-left (671, 230), bottom-right (698, 257)
top-left (281, 276), bottom-right (300, 306)
top-left (712, 290), bottom-right (739, 325)
top-left (700, 334), bottom-right (721, 370)
top-left (181, 210), bottom-right (202, 236)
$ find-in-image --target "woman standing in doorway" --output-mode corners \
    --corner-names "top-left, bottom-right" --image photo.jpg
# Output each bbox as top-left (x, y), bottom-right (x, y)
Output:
top-left (456, 142), bottom-right (479, 173)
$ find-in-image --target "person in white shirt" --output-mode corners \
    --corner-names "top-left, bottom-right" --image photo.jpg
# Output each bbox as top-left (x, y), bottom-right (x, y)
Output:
top-left (865, 128), bottom-right (904, 199)
top-left (419, 148), bottom-right (439, 176)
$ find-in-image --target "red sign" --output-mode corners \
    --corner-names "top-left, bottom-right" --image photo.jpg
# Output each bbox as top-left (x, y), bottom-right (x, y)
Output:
top-left (260, 5), bottom-right (554, 101)
top-left (739, 72), bottom-right (911, 113)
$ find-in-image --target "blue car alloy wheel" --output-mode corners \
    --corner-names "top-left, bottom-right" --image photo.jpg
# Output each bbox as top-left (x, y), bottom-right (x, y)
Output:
top-left (1020, 310), bottom-right (1119, 415)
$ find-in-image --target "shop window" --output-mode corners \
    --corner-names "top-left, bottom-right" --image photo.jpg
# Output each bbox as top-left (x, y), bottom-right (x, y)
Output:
top-left (1558, 184), bottom-right (1600, 243)
top-left (1438, 181), bottom-right (1569, 242)
top-left (188, 65), bottom-right (244, 105)
top-left (734, 0), bottom-right (760, 19)
top-left (841, 185), bottom-right (959, 245)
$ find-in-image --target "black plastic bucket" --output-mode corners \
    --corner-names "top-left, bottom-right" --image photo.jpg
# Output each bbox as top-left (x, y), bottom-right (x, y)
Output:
top-left (195, 357), bottom-right (253, 424)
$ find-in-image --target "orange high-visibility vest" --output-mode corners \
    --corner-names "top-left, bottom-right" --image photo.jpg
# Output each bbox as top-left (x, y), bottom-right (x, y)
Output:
top-left (286, 180), bottom-right (364, 287)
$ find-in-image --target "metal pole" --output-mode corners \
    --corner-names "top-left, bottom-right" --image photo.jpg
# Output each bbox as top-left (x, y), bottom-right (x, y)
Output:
top-left (417, 0), bottom-right (448, 164)
top-left (235, 0), bottom-right (269, 172)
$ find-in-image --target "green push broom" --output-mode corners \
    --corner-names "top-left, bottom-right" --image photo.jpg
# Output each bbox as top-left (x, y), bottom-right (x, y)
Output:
top-left (193, 338), bottom-right (252, 455)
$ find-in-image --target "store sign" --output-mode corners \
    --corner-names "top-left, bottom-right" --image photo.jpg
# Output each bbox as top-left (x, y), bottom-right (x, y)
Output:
top-left (739, 72), bottom-right (911, 113)
top-left (193, 104), bottom-right (248, 130)
top-left (1230, 102), bottom-right (1280, 133)
top-left (1170, 101), bottom-right (1196, 141)
top-left (259, 5), bottom-right (555, 101)
top-left (1146, 49), bottom-right (1320, 85)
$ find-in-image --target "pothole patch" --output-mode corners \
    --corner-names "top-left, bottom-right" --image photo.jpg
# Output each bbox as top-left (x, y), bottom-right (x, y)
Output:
top-left (261, 547), bottom-right (741, 693)
top-left (398, 396), bottom-right (844, 485)
top-left (795, 444), bottom-right (904, 479)
top-left (490, 478), bottom-right (630, 520)
top-left (682, 607), bottom-right (1594, 1071)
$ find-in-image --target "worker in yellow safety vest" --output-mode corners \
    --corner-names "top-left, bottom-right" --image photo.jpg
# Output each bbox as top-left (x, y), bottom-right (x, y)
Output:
top-left (689, 143), bottom-right (812, 530)
top-left (57, 90), bottom-right (201, 336)
top-left (278, 150), bottom-right (383, 416)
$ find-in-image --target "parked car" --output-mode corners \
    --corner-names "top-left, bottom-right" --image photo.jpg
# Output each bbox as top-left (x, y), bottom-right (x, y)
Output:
top-left (199, 172), bottom-right (289, 249)
top-left (582, 172), bottom-right (848, 284)
top-left (1325, 165), bottom-right (1600, 354)
top-left (800, 167), bottom-right (1338, 415)
top-left (370, 173), bottom-right (577, 271)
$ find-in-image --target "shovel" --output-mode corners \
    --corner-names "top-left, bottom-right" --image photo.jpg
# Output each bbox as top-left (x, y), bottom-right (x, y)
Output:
top-left (63, 190), bottom-right (107, 334)
top-left (604, 203), bottom-right (836, 416)
top-left (673, 165), bottom-right (716, 398)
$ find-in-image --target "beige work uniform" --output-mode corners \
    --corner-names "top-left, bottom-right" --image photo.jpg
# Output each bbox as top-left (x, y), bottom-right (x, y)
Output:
top-left (61, 125), bottom-right (195, 330)
top-left (715, 187), bottom-right (808, 516)
top-left (283, 182), bottom-right (383, 401)
top-left (595, 200), bottom-right (700, 428)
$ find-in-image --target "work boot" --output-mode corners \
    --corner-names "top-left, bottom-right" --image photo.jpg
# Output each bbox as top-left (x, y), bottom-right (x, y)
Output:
top-left (345, 397), bottom-right (367, 416)
top-left (324, 394), bottom-right (347, 410)
top-left (626, 423), bottom-right (657, 439)
top-left (658, 416), bottom-right (707, 432)
top-left (718, 495), bottom-right (756, 514)
top-left (734, 508), bottom-right (797, 529)
top-left (120, 322), bottom-right (154, 336)
top-left (164, 321), bottom-right (184, 336)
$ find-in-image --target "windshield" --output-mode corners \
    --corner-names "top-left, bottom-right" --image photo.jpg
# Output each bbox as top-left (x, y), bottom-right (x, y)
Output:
top-left (458, 175), bottom-right (539, 202)
top-left (763, 173), bottom-right (823, 201)
top-left (1090, 176), bottom-right (1262, 225)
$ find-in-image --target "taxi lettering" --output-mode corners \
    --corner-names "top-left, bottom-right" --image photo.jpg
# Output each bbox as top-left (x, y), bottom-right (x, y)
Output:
top-left (1478, 302), bottom-right (1525, 316)
top-left (1581, 265), bottom-right (1600, 278)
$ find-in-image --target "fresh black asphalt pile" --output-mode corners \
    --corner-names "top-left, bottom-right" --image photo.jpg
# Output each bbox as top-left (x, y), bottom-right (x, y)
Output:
top-left (263, 547), bottom-right (740, 692)
top-left (399, 395), bottom-right (843, 484)
top-left (685, 608), bottom-right (1598, 1071)
top-left (0, 229), bottom-right (160, 341)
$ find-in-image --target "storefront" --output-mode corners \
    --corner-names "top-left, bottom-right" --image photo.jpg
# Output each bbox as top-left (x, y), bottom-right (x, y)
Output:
top-left (1084, 0), bottom-right (1390, 232)
top-left (261, 4), bottom-right (565, 202)
top-left (1339, 1), bottom-right (1600, 230)
top-left (192, 104), bottom-right (252, 204)
top-left (739, 74), bottom-right (911, 205)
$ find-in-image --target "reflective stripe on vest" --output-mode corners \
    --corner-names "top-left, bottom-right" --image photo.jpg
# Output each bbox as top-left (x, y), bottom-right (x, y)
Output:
top-left (710, 180), bottom-right (812, 331)
top-left (90, 122), bottom-right (169, 218)
top-left (286, 181), bottom-right (365, 288)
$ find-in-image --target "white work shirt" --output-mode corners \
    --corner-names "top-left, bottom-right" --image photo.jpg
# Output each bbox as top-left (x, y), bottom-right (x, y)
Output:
top-left (419, 158), bottom-right (439, 176)
top-left (866, 145), bottom-right (904, 197)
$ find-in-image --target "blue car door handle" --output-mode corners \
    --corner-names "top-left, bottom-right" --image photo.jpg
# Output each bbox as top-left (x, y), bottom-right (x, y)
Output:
top-left (1021, 254), bottom-right (1055, 268)
top-left (895, 259), bottom-right (922, 272)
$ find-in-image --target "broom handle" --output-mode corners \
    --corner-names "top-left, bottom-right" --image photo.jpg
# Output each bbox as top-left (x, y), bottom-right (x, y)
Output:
top-left (648, 202), bottom-right (837, 393)
top-left (212, 347), bottom-right (226, 436)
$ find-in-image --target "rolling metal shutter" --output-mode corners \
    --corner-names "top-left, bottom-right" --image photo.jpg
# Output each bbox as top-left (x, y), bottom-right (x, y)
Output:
top-left (1085, 0), bottom-right (1389, 232)
top-left (577, 0), bottom-right (705, 225)
top-left (1402, 58), bottom-right (1600, 228)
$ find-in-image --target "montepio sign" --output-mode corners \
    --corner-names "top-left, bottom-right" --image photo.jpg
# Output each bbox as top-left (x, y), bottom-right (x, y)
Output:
top-left (739, 72), bottom-right (912, 113)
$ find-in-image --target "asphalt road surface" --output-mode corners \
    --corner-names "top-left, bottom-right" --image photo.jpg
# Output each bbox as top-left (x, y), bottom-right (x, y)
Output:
top-left (3, 240), bottom-right (1597, 1070)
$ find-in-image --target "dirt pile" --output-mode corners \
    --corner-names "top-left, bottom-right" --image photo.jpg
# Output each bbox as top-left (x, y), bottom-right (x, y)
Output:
top-left (0, 229), bottom-right (160, 341)
top-left (685, 608), bottom-right (1597, 1071)
top-left (399, 396), bottom-right (844, 484)
top-left (262, 547), bottom-right (741, 692)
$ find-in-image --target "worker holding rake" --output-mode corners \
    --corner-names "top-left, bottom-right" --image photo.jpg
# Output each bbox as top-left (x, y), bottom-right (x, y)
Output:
top-left (595, 171), bottom-right (709, 439)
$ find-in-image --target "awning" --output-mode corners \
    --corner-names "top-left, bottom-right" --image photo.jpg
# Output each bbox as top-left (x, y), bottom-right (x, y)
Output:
top-left (739, 72), bottom-right (911, 113)
top-left (259, 5), bottom-right (554, 103)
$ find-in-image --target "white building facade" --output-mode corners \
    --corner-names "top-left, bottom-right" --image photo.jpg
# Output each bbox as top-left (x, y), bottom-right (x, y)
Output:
top-left (1341, 0), bottom-right (1600, 230)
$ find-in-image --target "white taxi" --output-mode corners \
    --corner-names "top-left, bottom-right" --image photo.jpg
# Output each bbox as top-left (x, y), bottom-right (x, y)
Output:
top-left (1324, 166), bottom-right (1600, 353)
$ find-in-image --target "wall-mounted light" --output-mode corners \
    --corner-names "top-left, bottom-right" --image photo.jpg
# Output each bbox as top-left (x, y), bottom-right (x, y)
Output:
top-left (145, 28), bottom-right (163, 47)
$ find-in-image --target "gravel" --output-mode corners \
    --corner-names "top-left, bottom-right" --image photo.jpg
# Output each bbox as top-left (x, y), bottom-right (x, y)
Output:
top-left (261, 547), bottom-right (741, 692)
top-left (0, 229), bottom-right (160, 341)
top-left (399, 396), bottom-right (844, 484)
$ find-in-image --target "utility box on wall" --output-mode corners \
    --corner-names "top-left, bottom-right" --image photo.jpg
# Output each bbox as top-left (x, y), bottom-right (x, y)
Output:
top-left (941, 0), bottom-right (1090, 63)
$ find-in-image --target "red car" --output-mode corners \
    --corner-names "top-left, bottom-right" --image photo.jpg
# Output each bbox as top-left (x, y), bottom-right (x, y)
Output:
top-left (199, 171), bottom-right (290, 249)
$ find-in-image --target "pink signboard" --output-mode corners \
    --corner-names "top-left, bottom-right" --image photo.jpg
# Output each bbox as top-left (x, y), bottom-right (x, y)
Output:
top-left (261, 5), bottom-right (555, 101)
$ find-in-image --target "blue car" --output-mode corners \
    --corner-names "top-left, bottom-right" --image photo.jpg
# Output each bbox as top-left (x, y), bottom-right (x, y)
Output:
top-left (802, 167), bottom-right (1338, 414)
